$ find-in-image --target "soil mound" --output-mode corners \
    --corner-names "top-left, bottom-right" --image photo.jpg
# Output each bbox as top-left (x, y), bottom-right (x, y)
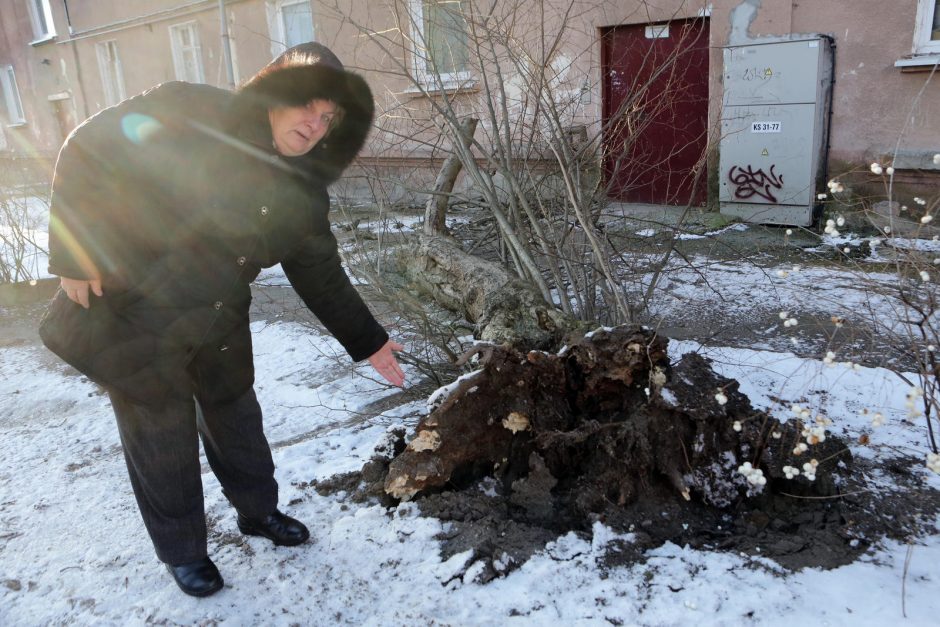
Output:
top-left (310, 326), bottom-right (940, 580)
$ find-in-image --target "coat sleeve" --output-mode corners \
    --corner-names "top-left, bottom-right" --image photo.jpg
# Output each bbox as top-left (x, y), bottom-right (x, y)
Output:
top-left (281, 193), bottom-right (388, 362)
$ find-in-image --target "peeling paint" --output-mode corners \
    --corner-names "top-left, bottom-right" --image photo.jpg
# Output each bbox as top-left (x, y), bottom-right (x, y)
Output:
top-left (729, 0), bottom-right (762, 45)
top-left (728, 0), bottom-right (828, 46)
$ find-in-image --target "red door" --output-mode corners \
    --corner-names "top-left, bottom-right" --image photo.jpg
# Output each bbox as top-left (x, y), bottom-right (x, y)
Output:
top-left (602, 19), bottom-right (710, 205)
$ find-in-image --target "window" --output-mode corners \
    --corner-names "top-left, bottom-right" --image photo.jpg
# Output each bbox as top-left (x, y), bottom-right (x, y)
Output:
top-left (0, 66), bottom-right (26, 125)
top-left (27, 0), bottom-right (55, 42)
top-left (280, 0), bottom-right (314, 47)
top-left (96, 41), bottom-right (127, 106)
top-left (914, 0), bottom-right (940, 54)
top-left (408, 1), bottom-right (471, 88)
top-left (226, 35), bottom-right (241, 85)
top-left (169, 22), bottom-right (205, 83)
top-left (267, 0), bottom-right (314, 55)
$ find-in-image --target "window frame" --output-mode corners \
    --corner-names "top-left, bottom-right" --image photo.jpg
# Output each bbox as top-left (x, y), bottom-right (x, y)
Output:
top-left (0, 65), bottom-right (27, 126)
top-left (169, 21), bottom-right (206, 84)
top-left (26, 0), bottom-right (56, 43)
top-left (224, 7), bottom-right (242, 85)
top-left (96, 40), bottom-right (127, 106)
top-left (267, 0), bottom-right (316, 56)
top-left (913, 0), bottom-right (940, 54)
top-left (407, 0), bottom-right (473, 90)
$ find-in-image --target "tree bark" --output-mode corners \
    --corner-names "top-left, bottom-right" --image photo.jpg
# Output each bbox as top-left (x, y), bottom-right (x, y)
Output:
top-left (400, 233), bottom-right (584, 349)
top-left (424, 118), bottom-right (479, 236)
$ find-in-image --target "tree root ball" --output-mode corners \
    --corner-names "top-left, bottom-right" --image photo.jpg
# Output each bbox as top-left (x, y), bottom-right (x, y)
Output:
top-left (385, 326), bottom-right (849, 514)
top-left (310, 326), bottom-right (940, 577)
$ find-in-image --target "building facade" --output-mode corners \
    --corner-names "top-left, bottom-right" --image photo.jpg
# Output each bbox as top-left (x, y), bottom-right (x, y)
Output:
top-left (0, 1), bottom-right (938, 206)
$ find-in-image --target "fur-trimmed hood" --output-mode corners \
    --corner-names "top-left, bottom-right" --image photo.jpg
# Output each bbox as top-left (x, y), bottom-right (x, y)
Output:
top-left (235, 43), bottom-right (374, 184)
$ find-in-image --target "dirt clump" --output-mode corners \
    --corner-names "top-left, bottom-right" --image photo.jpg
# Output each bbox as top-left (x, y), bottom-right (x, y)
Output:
top-left (310, 326), bottom-right (940, 580)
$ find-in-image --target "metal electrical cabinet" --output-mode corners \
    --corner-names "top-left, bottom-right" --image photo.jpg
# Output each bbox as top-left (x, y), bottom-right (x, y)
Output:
top-left (719, 37), bottom-right (834, 226)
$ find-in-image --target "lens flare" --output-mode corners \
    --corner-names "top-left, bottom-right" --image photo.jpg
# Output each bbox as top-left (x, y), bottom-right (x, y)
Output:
top-left (120, 113), bottom-right (162, 144)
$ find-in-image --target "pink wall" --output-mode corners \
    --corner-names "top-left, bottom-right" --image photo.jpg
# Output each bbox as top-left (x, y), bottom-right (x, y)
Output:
top-left (715, 0), bottom-right (939, 167)
top-left (3, 1), bottom-right (937, 192)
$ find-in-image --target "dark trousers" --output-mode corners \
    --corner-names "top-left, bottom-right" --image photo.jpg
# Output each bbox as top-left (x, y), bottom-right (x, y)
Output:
top-left (109, 385), bottom-right (278, 564)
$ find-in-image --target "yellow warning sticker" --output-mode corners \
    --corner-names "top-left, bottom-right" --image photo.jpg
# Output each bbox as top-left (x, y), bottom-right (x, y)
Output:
top-left (761, 148), bottom-right (769, 156)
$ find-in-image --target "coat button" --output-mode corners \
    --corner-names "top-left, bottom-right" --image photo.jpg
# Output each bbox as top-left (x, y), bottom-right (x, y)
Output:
top-left (260, 206), bottom-right (269, 216)
top-left (213, 301), bottom-right (223, 310)
top-left (237, 256), bottom-right (246, 266)
top-left (219, 344), bottom-right (229, 352)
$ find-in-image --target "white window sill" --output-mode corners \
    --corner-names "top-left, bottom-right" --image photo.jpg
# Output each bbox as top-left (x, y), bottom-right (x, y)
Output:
top-left (894, 54), bottom-right (940, 70)
top-left (29, 35), bottom-right (56, 47)
top-left (404, 78), bottom-right (478, 97)
top-left (5, 122), bottom-right (27, 128)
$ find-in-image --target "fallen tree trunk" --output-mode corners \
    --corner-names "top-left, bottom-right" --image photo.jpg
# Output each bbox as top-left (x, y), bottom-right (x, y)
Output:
top-left (400, 234), bottom-right (584, 349)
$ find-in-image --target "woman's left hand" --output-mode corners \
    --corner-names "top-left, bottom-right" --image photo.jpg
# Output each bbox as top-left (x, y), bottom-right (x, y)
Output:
top-left (368, 339), bottom-right (406, 387)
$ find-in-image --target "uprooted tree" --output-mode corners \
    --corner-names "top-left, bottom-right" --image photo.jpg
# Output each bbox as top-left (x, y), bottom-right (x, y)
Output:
top-left (330, 217), bottom-right (880, 571)
top-left (306, 1), bottom-right (940, 574)
top-left (323, 322), bottom-right (891, 575)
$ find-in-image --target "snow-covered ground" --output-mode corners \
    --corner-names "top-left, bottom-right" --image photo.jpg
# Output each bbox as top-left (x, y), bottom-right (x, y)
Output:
top-left (2, 208), bottom-right (939, 624)
top-left (2, 314), bottom-right (939, 625)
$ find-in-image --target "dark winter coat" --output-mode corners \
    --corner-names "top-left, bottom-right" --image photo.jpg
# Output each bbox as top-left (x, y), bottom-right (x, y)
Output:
top-left (47, 44), bottom-right (387, 405)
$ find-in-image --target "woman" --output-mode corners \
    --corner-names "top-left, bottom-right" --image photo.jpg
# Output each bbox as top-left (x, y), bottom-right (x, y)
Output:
top-left (44, 43), bottom-right (403, 597)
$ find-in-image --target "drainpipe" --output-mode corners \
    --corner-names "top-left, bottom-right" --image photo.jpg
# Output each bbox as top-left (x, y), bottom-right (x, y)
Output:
top-left (62, 0), bottom-right (90, 119)
top-left (219, 0), bottom-right (236, 89)
top-left (820, 34), bottom-right (836, 222)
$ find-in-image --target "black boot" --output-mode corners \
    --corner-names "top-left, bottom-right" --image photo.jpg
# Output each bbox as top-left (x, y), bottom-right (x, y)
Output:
top-left (165, 557), bottom-right (224, 597)
top-left (237, 510), bottom-right (309, 546)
